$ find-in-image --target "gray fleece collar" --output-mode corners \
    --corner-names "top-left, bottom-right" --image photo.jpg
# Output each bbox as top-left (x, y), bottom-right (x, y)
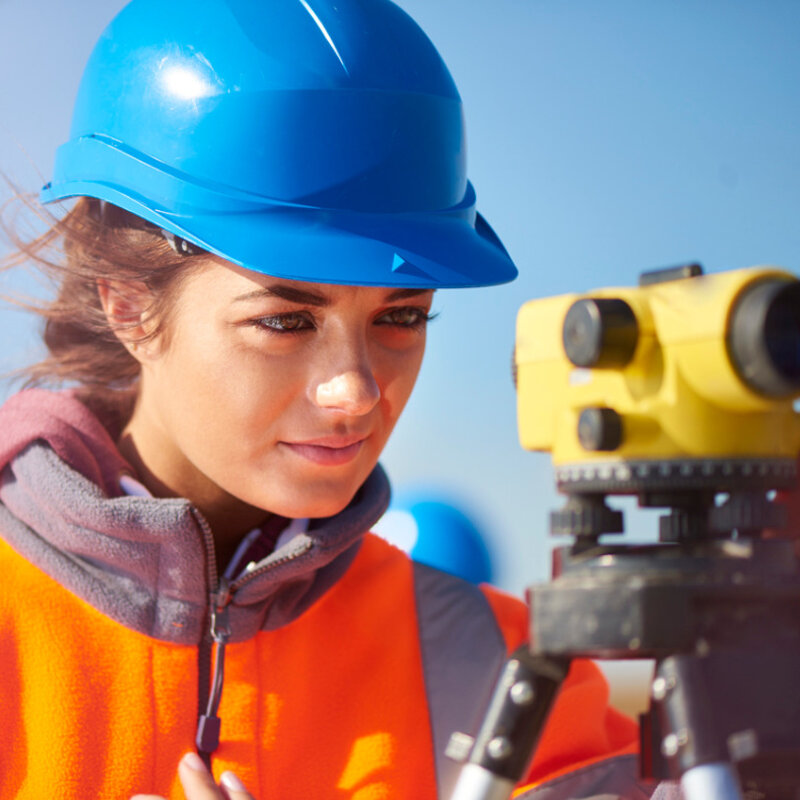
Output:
top-left (0, 442), bottom-right (390, 644)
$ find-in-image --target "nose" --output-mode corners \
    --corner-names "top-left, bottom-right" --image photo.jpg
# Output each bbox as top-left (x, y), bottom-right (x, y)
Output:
top-left (315, 368), bottom-right (381, 416)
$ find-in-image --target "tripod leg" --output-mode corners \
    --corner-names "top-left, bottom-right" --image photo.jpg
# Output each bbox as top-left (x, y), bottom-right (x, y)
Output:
top-left (447, 647), bottom-right (569, 800)
top-left (652, 656), bottom-right (744, 800)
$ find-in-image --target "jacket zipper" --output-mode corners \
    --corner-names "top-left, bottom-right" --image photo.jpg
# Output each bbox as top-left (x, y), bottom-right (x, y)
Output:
top-left (191, 508), bottom-right (222, 769)
top-left (229, 539), bottom-right (313, 593)
top-left (191, 508), bottom-right (312, 768)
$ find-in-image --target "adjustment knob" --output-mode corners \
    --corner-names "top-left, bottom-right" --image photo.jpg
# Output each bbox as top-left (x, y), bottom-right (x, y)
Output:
top-left (550, 494), bottom-right (624, 537)
top-left (578, 407), bottom-right (623, 451)
top-left (563, 298), bottom-right (638, 368)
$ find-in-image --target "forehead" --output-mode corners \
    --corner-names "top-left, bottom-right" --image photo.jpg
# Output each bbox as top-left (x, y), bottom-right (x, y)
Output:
top-left (191, 258), bottom-right (435, 305)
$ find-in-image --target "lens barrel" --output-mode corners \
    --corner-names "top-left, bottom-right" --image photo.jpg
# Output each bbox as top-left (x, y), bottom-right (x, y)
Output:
top-left (728, 278), bottom-right (800, 398)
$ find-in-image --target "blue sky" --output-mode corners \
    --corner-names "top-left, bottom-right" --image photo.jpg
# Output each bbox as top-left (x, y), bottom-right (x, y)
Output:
top-left (1, 0), bottom-right (799, 595)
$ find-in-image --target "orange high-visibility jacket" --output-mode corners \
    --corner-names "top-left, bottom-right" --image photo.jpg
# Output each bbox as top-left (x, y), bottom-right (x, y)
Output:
top-left (0, 390), bottom-right (641, 799)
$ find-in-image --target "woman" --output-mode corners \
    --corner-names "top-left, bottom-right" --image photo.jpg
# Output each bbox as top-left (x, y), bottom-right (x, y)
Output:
top-left (0, 0), bottom-right (646, 797)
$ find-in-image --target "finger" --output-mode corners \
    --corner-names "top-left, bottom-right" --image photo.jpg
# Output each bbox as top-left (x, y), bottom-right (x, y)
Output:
top-left (177, 752), bottom-right (225, 800)
top-left (219, 771), bottom-right (256, 800)
top-left (130, 795), bottom-right (167, 800)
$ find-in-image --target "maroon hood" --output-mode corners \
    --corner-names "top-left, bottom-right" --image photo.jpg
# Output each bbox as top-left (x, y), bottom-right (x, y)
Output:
top-left (0, 388), bottom-right (130, 497)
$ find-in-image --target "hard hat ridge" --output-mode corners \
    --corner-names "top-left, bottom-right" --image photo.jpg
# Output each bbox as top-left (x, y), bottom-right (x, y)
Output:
top-left (41, 0), bottom-right (517, 288)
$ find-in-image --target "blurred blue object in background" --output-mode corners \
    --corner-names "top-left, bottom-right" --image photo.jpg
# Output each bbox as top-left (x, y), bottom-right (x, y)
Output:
top-left (374, 490), bottom-right (494, 585)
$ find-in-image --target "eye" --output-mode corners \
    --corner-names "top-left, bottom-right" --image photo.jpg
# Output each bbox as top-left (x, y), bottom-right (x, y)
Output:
top-left (376, 306), bottom-right (437, 329)
top-left (253, 312), bottom-right (315, 334)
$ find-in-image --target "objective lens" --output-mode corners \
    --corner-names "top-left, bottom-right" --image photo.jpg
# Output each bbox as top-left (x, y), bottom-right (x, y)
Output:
top-left (764, 286), bottom-right (800, 381)
top-left (728, 278), bottom-right (800, 398)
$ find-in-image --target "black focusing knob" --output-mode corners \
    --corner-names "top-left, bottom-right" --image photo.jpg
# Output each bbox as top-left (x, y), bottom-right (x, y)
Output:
top-left (577, 407), bottom-right (623, 451)
top-left (563, 298), bottom-right (638, 368)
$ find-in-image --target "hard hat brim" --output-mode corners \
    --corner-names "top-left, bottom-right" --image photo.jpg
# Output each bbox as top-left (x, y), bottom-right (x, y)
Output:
top-left (165, 206), bottom-right (517, 289)
top-left (41, 135), bottom-right (517, 289)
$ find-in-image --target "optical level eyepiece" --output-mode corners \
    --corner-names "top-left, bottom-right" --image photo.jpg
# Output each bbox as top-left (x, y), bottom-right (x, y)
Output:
top-left (563, 298), bottom-right (638, 369)
top-left (728, 278), bottom-right (800, 398)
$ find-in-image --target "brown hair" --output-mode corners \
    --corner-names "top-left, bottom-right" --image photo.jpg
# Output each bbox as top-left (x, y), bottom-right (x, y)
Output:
top-left (2, 195), bottom-right (204, 398)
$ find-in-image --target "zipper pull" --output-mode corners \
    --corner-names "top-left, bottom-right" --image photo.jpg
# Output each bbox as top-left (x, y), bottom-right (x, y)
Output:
top-left (210, 578), bottom-right (232, 643)
top-left (196, 577), bottom-right (232, 758)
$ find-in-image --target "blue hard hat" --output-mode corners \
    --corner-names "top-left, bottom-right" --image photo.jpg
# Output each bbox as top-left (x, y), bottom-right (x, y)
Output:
top-left (376, 493), bottom-right (494, 585)
top-left (41, 0), bottom-right (517, 289)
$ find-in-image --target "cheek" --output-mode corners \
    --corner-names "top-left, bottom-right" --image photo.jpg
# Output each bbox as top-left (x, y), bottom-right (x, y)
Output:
top-left (375, 345), bottom-right (426, 425)
top-left (153, 335), bottom-right (302, 450)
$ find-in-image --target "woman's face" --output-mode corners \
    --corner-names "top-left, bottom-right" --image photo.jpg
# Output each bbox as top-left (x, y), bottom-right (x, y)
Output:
top-left (122, 259), bottom-right (433, 523)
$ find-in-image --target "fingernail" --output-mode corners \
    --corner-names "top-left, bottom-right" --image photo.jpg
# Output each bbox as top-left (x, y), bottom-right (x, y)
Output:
top-left (220, 771), bottom-right (247, 792)
top-left (181, 751), bottom-right (209, 772)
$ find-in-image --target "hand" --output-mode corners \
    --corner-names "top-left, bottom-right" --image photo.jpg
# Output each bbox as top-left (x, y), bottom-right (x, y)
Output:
top-left (132, 752), bottom-right (255, 800)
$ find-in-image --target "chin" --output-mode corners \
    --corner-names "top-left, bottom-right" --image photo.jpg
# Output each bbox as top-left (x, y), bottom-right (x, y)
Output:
top-left (274, 497), bottom-right (353, 521)
top-left (249, 482), bottom-right (361, 521)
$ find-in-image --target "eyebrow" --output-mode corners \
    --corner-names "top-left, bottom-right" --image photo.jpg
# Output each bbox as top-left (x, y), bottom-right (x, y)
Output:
top-left (232, 285), bottom-right (435, 306)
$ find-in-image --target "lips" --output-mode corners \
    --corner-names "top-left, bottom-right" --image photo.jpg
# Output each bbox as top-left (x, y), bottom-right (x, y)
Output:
top-left (280, 434), bottom-right (368, 466)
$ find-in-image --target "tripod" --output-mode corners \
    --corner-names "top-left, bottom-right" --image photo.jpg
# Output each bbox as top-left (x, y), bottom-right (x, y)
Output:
top-left (447, 457), bottom-right (800, 800)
